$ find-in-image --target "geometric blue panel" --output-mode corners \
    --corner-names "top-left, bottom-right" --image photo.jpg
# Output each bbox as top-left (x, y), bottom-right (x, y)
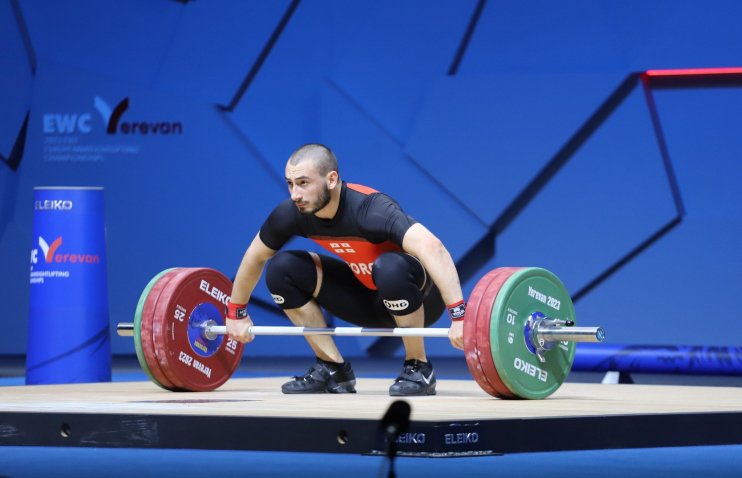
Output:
top-left (230, 1), bottom-right (334, 174)
top-left (651, 86), bottom-right (742, 222)
top-left (459, 1), bottom-right (742, 75)
top-left (459, 1), bottom-right (657, 74)
top-left (0, 0), bottom-right (32, 161)
top-left (330, 0), bottom-right (476, 141)
top-left (576, 85), bottom-right (742, 346)
top-left (406, 72), bottom-right (628, 225)
top-left (155, 1), bottom-right (291, 105)
top-left (19, 1), bottom-right (182, 85)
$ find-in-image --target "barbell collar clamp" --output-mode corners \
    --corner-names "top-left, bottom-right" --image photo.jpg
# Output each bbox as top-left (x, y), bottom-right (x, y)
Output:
top-left (118, 323), bottom-right (134, 337)
top-left (524, 313), bottom-right (605, 363)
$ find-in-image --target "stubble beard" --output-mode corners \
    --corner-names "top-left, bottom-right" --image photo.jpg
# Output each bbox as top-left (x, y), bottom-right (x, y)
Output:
top-left (298, 185), bottom-right (331, 216)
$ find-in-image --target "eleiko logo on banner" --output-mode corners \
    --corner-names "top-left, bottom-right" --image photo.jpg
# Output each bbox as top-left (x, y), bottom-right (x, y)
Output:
top-left (34, 199), bottom-right (73, 211)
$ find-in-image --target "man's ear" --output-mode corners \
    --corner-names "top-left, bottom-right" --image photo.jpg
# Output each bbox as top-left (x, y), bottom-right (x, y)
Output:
top-left (327, 170), bottom-right (339, 189)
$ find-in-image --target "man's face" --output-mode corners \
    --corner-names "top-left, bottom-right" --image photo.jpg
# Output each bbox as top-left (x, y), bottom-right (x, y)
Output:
top-left (285, 159), bottom-right (331, 215)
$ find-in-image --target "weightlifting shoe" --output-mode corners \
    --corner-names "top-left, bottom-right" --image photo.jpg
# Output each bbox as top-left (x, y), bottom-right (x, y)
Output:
top-left (389, 359), bottom-right (436, 396)
top-left (281, 358), bottom-right (357, 394)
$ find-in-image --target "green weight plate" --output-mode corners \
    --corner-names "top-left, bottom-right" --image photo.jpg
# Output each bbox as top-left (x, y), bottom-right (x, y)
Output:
top-left (135, 268), bottom-right (181, 390)
top-left (489, 267), bottom-right (576, 399)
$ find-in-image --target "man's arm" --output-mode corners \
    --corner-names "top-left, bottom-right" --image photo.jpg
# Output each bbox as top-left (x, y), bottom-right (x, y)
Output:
top-left (401, 223), bottom-right (465, 350)
top-left (227, 233), bottom-right (277, 342)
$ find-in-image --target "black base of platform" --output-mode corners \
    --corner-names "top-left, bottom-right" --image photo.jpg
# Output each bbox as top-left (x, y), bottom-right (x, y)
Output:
top-left (2, 411), bottom-right (741, 456)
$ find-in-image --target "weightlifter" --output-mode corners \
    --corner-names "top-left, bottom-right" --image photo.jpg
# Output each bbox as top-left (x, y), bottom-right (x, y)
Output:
top-left (226, 144), bottom-right (466, 396)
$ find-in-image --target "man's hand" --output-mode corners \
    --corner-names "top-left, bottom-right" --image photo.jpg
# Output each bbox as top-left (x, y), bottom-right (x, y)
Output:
top-left (226, 300), bottom-right (254, 343)
top-left (227, 315), bottom-right (255, 343)
top-left (449, 319), bottom-right (464, 350)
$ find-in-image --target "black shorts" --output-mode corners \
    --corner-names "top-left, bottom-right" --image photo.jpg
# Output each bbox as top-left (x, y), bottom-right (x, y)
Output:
top-left (264, 250), bottom-right (445, 328)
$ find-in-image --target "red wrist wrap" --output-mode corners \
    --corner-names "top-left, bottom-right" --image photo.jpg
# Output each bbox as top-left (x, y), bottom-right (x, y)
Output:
top-left (227, 301), bottom-right (247, 320)
top-left (447, 300), bottom-right (466, 321)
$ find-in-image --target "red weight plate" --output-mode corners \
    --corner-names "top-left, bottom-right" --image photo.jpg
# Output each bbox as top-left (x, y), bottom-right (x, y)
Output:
top-left (476, 267), bottom-right (523, 399)
top-left (140, 268), bottom-right (184, 390)
top-left (150, 267), bottom-right (196, 390)
top-left (469, 267), bottom-right (520, 398)
top-left (464, 269), bottom-right (504, 397)
top-left (475, 268), bottom-right (522, 399)
top-left (153, 268), bottom-right (243, 392)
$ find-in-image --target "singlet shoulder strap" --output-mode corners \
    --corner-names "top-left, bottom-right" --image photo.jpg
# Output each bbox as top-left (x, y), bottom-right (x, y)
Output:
top-left (346, 183), bottom-right (379, 195)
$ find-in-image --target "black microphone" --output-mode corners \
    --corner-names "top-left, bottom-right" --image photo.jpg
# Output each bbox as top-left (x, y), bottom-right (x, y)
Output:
top-left (381, 400), bottom-right (411, 440)
top-left (380, 400), bottom-right (411, 478)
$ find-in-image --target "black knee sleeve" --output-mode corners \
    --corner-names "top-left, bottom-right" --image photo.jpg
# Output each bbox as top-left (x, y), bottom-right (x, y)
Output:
top-left (372, 252), bottom-right (426, 315)
top-left (264, 251), bottom-right (318, 309)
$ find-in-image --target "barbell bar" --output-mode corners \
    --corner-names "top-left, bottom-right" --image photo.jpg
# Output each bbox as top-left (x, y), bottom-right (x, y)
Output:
top-left (117, 322), bottom-right (603, 342)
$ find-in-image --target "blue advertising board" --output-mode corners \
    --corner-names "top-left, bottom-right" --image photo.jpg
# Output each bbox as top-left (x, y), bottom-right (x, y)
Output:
top-left (27, 187), bottom-right (110, 384)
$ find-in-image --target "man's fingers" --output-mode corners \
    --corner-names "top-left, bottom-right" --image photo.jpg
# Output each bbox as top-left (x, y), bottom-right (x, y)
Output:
top-left (231, 331), bottom-right (254, 344)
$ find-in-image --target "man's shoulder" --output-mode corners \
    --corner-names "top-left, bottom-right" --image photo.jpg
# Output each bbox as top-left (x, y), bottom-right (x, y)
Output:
top-left (274, 197), bottom-right (296, 211)
top-left (344, 182), bottom-right (399, 208)
top-left (265, 198), bottom-right (300, 226)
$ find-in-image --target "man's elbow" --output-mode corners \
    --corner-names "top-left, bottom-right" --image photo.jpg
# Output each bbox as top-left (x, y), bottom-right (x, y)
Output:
top-left (404, 225), bottom-right (449, 259)
top-left (421, 235), bottom-right (448, 259)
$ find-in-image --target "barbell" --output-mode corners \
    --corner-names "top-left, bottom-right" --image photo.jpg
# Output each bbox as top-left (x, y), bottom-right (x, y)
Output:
top-left (117, 267), bottom-right (605, 399)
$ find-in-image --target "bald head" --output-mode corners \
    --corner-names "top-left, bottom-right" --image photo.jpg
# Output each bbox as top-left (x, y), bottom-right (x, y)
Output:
top-left (287, 143), bottom-right (339, 176)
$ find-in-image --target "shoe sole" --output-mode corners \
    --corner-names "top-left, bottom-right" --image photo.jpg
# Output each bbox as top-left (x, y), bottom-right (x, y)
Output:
top-left (282, 388), bottom-right (328, 394)
top-left (389, 390), bottom-right (437, 396)
top-left (282, 384), bottom-right (357, 394)
top-left (389, 386), bottom-right (437, 397)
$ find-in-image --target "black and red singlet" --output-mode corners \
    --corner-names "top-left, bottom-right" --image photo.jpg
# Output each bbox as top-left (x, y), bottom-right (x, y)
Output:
top-left (259, 182), bottom-right (416, 290)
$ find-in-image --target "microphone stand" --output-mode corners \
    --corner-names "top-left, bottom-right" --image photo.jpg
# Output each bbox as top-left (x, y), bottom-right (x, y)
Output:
top-left (379, 400), bottom-right (411, 478)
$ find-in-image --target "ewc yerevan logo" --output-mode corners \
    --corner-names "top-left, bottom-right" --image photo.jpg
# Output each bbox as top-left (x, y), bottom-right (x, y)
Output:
top-left (30, 235), bottom-right (101, 284)
top-left (43, 96), bottom-right (183, 135)
top-left (42, 96), bottom-right (184, 161)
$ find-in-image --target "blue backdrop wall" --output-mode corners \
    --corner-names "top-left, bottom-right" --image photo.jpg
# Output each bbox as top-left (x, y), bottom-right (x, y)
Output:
top-left (1, 0), bottom-right (740, 359)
